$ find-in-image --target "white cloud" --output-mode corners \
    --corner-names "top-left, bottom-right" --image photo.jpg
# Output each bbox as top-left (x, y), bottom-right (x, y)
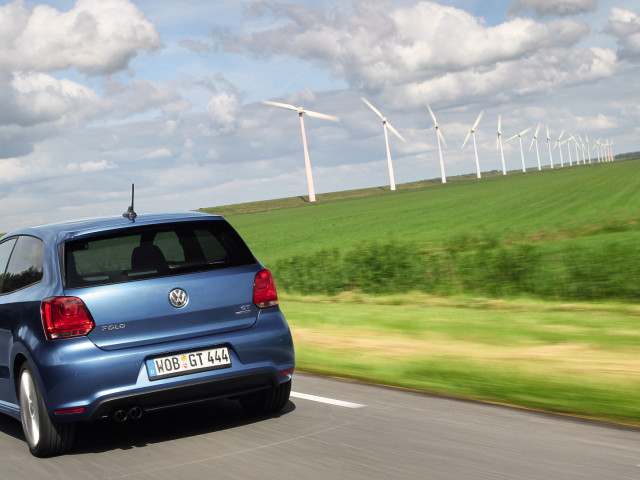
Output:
top-left (67, 159), bottom-right (116, 172)
top-left (206, 91), bottom-right (241, 133)
top-left (213, 1), bottom-right (608, 108)
top-left (0, 0), bottom-right (165, 159)
top-left (508, 0), bottom-right (598, 18)
top-left (606, 7), bottom-right (640, 61)
top-left (11, 72), bottom-right (110, 126)
top-left (103, 77), bottom-right (187, 118)
top-left (139, 148), bottom-right (173, 160)
top-left (0, 0), bottom-right (162, 75)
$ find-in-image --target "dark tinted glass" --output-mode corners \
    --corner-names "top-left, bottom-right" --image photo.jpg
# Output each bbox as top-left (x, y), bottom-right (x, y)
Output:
top-left (0, 237), bottom-right (17, 292)
top-left (2, 236), bottom-right (44, 294)
top-left (65, 221), bottom-right (256, 288)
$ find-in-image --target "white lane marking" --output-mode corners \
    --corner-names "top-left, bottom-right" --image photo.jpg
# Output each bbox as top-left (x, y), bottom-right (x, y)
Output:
top-left (291, 391), bottom-right (366, 409)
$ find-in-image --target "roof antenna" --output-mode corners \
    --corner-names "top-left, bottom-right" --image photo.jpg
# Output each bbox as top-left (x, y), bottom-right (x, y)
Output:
top-left (122, 183), bottom-right (137, 220)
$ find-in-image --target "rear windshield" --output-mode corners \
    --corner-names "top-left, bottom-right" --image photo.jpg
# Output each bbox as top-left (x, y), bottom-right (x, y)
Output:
top-left (64, 221), bottom-right (256, 288)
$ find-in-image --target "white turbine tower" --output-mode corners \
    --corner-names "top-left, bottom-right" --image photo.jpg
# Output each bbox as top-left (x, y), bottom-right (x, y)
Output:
top-left (563, 138), bottom-right (573, 166)
top-left (546, 125), bottom-right (554, 169)
top-left (506, 127), bottom-right (532, 172)
top-left (529, 124), bottom-right (542, 171)
top-left (554, 129), bottom-right (565, 167)
top-left (496, 115), bottom-right (507, 175)
top-left (361, 97), bottom-right (406, 191)
top-left (461, 110), bottom-right (485, 179)
top-left (586, 135), bottom-right (592, 164)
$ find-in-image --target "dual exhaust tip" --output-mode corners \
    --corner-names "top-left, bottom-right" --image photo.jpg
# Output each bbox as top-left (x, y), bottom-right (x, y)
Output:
top-left (111, 406), bottom-right (143, 423)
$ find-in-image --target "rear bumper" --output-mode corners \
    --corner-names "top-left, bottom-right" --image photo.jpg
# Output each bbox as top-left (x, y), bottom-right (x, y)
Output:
top-left (85, 371), bottom-right (279, 420)
top-left (31, 308), bottom-right (294, 422)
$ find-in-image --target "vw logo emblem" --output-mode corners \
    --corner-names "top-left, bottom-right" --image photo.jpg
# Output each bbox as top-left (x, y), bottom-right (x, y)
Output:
top-left (169, 288), bottom-right (188, 308)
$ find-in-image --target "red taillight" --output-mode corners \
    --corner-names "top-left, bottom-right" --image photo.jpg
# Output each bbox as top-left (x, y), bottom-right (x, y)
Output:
top-left (54, 407), bottom-right (86, 415)
top-left (41, 297), bottom-right (95, 340)
top-left (253, 269), bottom-right (279, 309)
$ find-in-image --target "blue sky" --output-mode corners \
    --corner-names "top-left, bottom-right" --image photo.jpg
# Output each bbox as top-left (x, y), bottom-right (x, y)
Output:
top-left (0, 0), bottom-right (639, 232)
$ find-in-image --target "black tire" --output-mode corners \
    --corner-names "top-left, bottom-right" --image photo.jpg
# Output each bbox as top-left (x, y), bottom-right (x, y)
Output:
top-left (239, 379), bottom-right (292, 414)
top-left (18, 363), bottom-right (75, 457)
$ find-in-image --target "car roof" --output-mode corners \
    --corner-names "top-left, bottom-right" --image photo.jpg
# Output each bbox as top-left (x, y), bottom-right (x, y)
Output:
top-left (4, 212), bottom-right (225, 245)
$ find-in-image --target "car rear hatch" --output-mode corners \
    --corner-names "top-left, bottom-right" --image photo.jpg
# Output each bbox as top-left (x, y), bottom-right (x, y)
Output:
top-left (61, 218), bottom-right (263, 351)
top-left (73, 265), bottom-right (261, 350)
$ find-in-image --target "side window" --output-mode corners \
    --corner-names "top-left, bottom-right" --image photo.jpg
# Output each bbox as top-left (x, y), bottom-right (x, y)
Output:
top-left (0, 238), bottom-right (18, 292)
top-left (2, 236), bottom-right (44, 294)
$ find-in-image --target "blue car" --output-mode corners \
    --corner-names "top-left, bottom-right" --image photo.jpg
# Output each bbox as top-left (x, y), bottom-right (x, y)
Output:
top-left (0, 211), bottom-right (295, 456)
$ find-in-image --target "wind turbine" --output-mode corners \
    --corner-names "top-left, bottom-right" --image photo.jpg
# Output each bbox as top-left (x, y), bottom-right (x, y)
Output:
top-left (361, 97), bottom-right (406, 191)
top-left (570, 134), bottom-right (581, 165)
top-left (546, 125), bottom-right (554, 169)
top-left (426, 103), bottom-right (448, 183)
top-left (554, 129), bottom-right (565, 167)
top-left (506, 127), bottom-right (532, 172)
top-left (461, 110), bottom-right (484, 179)
top-left (529, 124), bottom-right (542, 171)
top-left (586, 135), bottom-right (592, 164)
top-left (576, 134), bottom-right (587, 164)
top-left (496, 115), bottom-right (506, 175)
top-left (262, 100), bottom-right (339, 203)
top-left (592, 138), bottom-right (600, 163)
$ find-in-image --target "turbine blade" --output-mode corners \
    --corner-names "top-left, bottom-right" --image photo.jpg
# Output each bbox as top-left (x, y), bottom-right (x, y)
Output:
top-left (261, 100), bottom-right (299, 111)
top-left (520, 127), bottom-right (532, 136)
top-left (462, 130), bottom-right (472, 149)
top-left (472, 110), bottom-right (484, 130)
top-left (496, 134), bottom-right (500, 151)
top-left (426, 103), bottom-right (438, 126)
top-left (506, 133), bottom-right (518, 142)
top-left (529, 137), bottom-right (535, 151)
top-left (361, 97), bottom-right (383, 119)
top-left (305, 110), bottom-right (340, 122)
top-left (557, 129), bottom-right (565, 141)
top-left (497, 114), bottom-right (502, 132)
top-left (386, 122), bottom-right (406, 142)
top-left (534, 123), bottom-right (541, 138)
top-left (438, 128), bottom-right (447, 148)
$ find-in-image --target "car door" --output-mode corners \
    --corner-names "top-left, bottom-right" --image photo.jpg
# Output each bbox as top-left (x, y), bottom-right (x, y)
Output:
top-left (0, 235), bottom-right (45, 407)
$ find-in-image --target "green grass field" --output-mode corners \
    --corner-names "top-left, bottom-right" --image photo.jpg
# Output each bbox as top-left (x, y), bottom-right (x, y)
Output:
top-left (212, 162), bottom-right (640, 267)
top-left (212, 161), bottom-right (640, 424)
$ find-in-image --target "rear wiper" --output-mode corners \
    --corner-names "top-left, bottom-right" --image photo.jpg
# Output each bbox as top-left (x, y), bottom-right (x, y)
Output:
top-left (167, 261), bottom-right (226, 273)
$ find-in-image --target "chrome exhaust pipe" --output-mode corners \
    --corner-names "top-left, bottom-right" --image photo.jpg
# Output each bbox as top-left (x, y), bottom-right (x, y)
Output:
top-left (128, 406), bottom-right (143, 420)
top-left (112, 409), bottom-right (128, 423)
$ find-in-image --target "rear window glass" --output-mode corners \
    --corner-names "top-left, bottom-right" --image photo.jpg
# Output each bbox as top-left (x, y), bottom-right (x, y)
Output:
top-left (64, 221), bottom-right (256, 288)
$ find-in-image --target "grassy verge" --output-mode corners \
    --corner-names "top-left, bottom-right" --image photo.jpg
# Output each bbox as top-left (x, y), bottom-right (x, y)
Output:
top-left (280, 292), bottom-right (640, 426)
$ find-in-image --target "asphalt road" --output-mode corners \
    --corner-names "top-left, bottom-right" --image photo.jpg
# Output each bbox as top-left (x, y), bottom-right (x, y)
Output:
top-left (0, 373), bottom-right (638, 479)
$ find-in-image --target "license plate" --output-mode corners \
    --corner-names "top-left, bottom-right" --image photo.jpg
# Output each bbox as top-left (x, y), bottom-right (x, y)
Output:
top-left (146, 347), bottom-right (231, 380)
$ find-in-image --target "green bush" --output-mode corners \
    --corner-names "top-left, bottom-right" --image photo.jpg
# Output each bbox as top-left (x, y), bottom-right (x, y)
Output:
top-left (273, 233), bottom-right (640, 302)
